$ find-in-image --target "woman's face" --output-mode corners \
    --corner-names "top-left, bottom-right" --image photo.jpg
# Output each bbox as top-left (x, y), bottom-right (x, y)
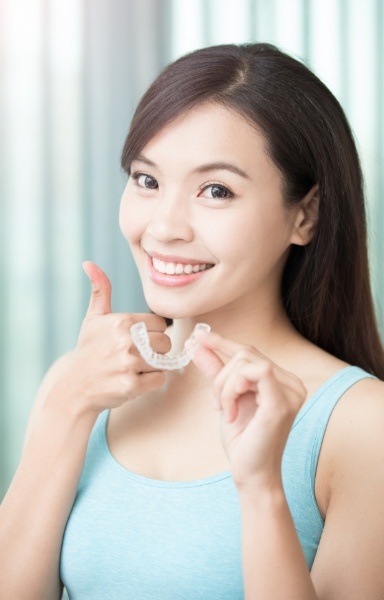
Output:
top-left (120, 102), bottom-right (303, 321)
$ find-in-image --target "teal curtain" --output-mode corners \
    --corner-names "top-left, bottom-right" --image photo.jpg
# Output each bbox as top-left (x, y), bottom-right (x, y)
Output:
top-left (1, 0), bottom-right (383, 498)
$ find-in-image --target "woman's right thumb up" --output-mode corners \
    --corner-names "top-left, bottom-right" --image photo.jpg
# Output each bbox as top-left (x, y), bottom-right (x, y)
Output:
top-left (82, 261), bottom-right (112, 317)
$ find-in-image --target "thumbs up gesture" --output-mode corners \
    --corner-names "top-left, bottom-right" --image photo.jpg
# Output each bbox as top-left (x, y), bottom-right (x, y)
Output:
top-left (83, 261), bottom-right (113, 316)
top-left (64, 261), bottom-right (170, 415)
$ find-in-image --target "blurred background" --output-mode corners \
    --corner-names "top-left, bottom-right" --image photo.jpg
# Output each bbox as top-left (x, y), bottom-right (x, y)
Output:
top-left (0, 0), bottom-right (383, 498)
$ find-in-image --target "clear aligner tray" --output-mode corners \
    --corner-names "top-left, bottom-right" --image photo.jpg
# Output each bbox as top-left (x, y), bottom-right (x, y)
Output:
top-left (130, 322), bottom-right (210, 370)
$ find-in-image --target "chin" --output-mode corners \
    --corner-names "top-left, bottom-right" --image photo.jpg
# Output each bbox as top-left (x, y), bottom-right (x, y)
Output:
top-left (145, 299), bottom-right (199, 321)
top-left (148, 306), bottom-right (191, 320)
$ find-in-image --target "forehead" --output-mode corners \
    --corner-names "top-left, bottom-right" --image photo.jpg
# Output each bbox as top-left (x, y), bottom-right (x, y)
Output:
top-left (137, 102), bottom-right (271, 173)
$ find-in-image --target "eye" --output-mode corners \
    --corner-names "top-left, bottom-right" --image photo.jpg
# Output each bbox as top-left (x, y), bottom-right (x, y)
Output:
top-left (131, 172), bottom-right (159, 190)
top-left (200, 183), bottom-right (234, 200)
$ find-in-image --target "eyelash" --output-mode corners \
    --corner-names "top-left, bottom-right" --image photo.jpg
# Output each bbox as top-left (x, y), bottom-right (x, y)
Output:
top-left (130, 171), bottom-right (158, 189)
top-left (199, 181), bottom-right (234, 200)
top-left (130, 171), bottom-right (235, 200)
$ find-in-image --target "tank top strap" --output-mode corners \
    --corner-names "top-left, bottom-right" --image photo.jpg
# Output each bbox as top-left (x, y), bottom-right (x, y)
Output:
top-left (281, 365), bottom-right (375, 567)
top-left (291, 366), bottom-right (375, 464)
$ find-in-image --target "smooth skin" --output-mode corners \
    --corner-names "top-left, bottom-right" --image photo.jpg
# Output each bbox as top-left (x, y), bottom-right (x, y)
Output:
top-left (1, 103), bottom-right (384, 599)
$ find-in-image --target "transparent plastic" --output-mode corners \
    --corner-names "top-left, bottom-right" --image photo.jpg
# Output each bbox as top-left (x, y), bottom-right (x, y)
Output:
top-left (130, 322), bottom-right (211, 370)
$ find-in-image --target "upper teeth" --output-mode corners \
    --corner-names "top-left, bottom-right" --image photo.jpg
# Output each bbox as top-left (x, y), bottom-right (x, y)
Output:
top-left (152, 257), bottom-right (210, 275)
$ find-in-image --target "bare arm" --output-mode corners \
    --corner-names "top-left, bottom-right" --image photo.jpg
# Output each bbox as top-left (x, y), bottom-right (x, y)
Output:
top-left (311, 378), bottom-right (384, 599)
top-left (0, 263), bottom-right (169, 600)
top-left (0, 354), bottom-right (97, 600)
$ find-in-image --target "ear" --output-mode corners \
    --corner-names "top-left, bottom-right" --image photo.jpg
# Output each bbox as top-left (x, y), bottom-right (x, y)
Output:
top-left (290, 184), bottom-right (319, 246)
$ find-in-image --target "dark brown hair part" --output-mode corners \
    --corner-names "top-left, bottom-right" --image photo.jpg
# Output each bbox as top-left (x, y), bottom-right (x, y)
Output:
top-left (121, 43), bottom-right (384, 379)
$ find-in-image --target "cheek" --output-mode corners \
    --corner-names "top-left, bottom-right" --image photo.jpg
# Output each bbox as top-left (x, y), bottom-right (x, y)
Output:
top-left (119, 203), bottom-right (130, 239)
top-left (119, 196), bottom-right (143, 245)
top-left (200, 211), bottom-right (261, 256)
top-left (205, 209), bottom-right (291, 267)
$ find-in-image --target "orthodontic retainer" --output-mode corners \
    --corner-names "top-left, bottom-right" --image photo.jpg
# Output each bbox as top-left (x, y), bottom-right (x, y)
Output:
top-left (130, 322), bottom-right (211, 370)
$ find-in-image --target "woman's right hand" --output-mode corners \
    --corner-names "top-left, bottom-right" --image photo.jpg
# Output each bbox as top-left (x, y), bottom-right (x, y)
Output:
top-left (49, 261), bottom-right (170, 417)
top-left (0, 261), bottom-right (166, 600)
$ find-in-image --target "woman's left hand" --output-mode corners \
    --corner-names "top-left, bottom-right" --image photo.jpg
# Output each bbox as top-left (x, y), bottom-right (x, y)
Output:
top-left (193, 331), bottom-right (307, 492)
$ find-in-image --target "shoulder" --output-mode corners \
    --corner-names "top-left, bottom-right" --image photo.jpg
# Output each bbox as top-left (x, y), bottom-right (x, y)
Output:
top-left (327, 375), bottom-right (384, 452)
top-left (321, 374), bottom-right (384, 466)
top-left (318, 375), bottom-right (384, 510)
top-left (314, 373), bottom-right (383, 509)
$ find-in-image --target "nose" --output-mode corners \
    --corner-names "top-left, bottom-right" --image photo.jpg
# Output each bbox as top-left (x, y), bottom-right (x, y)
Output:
top-left (145, 193), bottom-right (194, 243)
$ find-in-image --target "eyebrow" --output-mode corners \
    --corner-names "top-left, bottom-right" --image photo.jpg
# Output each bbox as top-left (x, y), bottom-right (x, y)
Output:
top-left (131, 155), bottom-right (250, 180)
top-left (193, 162), bottom-right (249, 180)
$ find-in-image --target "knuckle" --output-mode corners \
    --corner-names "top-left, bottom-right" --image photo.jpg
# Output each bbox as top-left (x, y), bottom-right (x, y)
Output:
top-left (292, 389), bottom-right (306, 411)
top-left (119, 372), bottom-right (137, 395)
top-left (286, 375), bottom-right (307, 405)
top-left (258, 360), bottom-right (274, 378)
top-left (296, 379), bottom-right (307, 400)
top-left (112, 314), bottom-right (127, 331)
top-left (111, 313), bottom-right (135, 333)
top-left (117, 352), bottom-right (133, 372)
top-left (124, 314), bottom-right (137, 329)
top-left (237, 347), bottom-right (254, 361)
top-left (92, 284), bottom-right (111, 298)
top-left (279, 393), bottom-right (301, 420)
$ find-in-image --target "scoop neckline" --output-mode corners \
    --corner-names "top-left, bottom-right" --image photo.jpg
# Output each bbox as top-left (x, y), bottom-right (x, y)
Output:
top-left (99, 413), bottom-right (233, 488)
top-left (98, 365), bottom-right (365, 488)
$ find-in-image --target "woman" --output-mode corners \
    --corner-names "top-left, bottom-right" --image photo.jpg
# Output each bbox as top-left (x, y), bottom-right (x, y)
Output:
top-left (1, 43), bottom-right (384, 599)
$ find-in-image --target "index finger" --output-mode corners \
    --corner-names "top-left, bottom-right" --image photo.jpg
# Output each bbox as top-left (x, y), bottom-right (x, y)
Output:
top-left (194, 330), bottom-right (250, 359)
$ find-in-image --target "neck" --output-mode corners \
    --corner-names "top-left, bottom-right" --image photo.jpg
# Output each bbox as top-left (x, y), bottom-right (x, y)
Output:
top-left (171, 300), bottom-right (298, 358)
top-left (156, 298), bottom-right (310, 416)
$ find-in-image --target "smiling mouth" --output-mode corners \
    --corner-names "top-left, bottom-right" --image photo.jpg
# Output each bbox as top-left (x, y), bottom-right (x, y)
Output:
top-left (152, 257), bottom-right (214, 275)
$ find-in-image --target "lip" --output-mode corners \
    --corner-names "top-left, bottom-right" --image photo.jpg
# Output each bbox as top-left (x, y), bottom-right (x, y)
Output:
top-left (146, 254), bottom-right (214, 287)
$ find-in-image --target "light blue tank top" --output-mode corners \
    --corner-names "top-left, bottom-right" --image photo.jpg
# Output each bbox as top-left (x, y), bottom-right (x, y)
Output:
top-left (61, 366), bottom-right (373, 599)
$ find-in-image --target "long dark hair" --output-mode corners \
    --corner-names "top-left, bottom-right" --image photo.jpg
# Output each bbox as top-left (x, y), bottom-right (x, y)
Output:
top-left (121, 43), bottom-right (384, 379)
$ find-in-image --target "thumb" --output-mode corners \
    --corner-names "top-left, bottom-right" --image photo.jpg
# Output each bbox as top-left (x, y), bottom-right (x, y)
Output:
top-left (82, 260), bottom-right (112, 316)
